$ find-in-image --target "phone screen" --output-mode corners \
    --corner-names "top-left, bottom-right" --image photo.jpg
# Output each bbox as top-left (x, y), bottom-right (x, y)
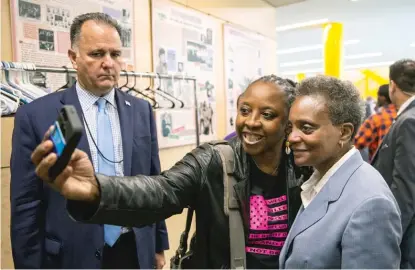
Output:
top-left (50, 121), bottom-right (66, 156)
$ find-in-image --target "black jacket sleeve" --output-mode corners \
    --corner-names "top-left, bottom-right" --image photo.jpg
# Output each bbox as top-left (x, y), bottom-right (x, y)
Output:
top-left (67, 143), bottom-right (215, 227)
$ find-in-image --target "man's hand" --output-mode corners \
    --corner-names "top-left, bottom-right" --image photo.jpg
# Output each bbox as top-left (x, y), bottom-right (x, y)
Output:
top-left (155, 251), bottom-right (166, 269)
top-left (31, 126), bottom-right (99, 202)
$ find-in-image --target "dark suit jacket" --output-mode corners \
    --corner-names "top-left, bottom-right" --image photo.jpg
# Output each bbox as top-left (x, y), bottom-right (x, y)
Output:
top-left (10, 85), bottom-right (169, 269)
top-left (372, 99), bottom-right (415, 269)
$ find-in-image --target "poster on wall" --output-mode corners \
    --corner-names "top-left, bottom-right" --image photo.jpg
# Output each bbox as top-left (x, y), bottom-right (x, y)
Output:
top-left (10, 0), bottom-right (134, 91)
top-left (224, 24), bottom-right (265, 134)
top-left (151, 0), bottom-right (217, 149)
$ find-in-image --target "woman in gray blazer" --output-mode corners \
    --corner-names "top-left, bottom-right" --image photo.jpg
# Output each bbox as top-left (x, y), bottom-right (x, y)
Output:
top-left (282, 76), bottom-right (402, 269)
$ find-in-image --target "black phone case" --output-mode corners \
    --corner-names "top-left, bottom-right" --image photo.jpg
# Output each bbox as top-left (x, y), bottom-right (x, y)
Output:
top-left (48, 105), bottom-right (83, 180)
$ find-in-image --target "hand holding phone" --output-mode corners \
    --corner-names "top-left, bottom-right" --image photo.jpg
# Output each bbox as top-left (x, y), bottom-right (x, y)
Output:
top-left (48, 105), bottom-right (83, 180)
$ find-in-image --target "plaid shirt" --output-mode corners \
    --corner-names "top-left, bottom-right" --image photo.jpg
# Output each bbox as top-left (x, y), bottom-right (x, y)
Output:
top-left (354, 104), bottom-right (397, 160)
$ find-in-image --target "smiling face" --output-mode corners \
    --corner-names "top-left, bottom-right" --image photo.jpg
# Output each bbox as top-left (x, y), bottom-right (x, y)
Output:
top-left (235, 81), bottom-right (287, 158)
top-left (288, 95), bottom-right (353, 173)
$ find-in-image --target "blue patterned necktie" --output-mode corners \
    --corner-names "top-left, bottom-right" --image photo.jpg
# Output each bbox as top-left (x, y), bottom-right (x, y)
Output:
top-left (96, 98), bottom-right (122, 247)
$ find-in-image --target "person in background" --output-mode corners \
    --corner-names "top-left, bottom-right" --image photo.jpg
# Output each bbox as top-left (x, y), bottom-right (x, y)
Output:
top-left (31, 75), bottom-right (313, 269)
top-left (280, 76), bottom-right (402, 269)
top-left (365, 96), bottom-right (376, 118)
top-left (354, 84), bottom-right (397, 161)
top-left (10, 12), bottom-right (168, 269)
top-left (372, 59), bottom-right (415, 269)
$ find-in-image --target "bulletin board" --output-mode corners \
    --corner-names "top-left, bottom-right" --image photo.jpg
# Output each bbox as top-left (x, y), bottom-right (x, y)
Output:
top-left (10, 0), bottom-right (135, 91)
top-left (151, 0), bottom-right (219, 148)
top-left (223, 24), bottom-right (266, 134)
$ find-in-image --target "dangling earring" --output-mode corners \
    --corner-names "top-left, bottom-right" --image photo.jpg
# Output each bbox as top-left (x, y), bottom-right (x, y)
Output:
top-left (339, 141), bottom-right (344, 148)
top-left (285, 141), bottom-right (291, 155)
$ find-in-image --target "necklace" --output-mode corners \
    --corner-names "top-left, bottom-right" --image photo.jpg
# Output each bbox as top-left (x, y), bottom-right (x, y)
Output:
top-left (253, 158), bottom-right (279, 175)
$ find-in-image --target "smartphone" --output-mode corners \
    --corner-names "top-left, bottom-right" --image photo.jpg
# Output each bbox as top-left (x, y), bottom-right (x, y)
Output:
top-left (48, 105), bottom-right (83, 180)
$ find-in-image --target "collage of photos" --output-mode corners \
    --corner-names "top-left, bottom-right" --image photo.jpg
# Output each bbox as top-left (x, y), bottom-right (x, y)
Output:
top-left (46, 5), bottom-right (71, 29)
top-left (18, 0), bottom-right (41, 20)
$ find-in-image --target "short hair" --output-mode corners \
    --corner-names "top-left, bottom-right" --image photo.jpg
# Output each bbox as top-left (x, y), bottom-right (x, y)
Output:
top-left (389, 59), bottom-right (415, 94)
top-left (378, 84), bottom-right (391, 103)
top-left (296, 76), bottom-right (364, 139)
top-left (70, 12), bottom-right (122, 48)
top-left (238, 75), bottom-right (297, 118)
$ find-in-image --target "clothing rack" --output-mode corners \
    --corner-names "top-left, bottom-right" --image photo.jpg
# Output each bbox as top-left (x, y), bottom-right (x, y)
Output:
top-left (1, 62), bottom-right (200, 146)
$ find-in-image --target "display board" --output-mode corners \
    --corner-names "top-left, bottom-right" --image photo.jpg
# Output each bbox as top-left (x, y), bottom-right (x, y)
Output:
top-left (152, 0), bottom-right (218, 149)
top-left (10, 0), bottom-right (135, 91)
top-left (224, 24), bottom-right (265, 134)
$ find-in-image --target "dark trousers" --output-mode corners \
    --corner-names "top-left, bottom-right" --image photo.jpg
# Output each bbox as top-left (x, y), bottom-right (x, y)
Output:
top-left (102, 231), bottom-right (140, 269)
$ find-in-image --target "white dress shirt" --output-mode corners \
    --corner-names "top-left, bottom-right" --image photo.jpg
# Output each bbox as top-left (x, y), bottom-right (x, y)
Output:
top-left (301, 147), bottom-right (357, 208)
top-left (397, 95), bottom-right (415, 116)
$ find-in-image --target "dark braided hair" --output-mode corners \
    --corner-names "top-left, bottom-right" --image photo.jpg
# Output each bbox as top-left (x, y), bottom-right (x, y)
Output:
top-left (238, 74), bottom-right (297, 117)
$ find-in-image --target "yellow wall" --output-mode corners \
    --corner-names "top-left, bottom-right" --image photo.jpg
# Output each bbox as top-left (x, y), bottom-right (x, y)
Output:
top-left (1, 0), bottom-right (278, 268)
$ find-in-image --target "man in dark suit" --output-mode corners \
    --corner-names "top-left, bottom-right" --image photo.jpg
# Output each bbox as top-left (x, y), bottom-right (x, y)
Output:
top-left (10, 12), bottom-right (169, 269)
top-left (372, 59), bottom-right (415, 269)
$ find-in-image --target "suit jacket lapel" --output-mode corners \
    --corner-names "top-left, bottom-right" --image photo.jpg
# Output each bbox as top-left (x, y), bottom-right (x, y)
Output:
top-left (373, 99), bottom-right (415, 163)
top-left (282, 192), bottom-right (329, 265)
top-left (60, 85), bottom-right (92, 161)
top-left (371, 131), bottom-right (390, 163)
top-left (281, 151), bottom-right (364, 265)
top-left (115, 89), bottom-right (133, 176)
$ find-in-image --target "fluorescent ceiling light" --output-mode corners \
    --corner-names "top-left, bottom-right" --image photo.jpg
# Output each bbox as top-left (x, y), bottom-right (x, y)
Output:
top-left (280, 52), bottom-right (382, 68)
top-left (282, 68), bottom-right (323, 76)
top-left (281, 59), bottom-right (323, 67)
top-left (276, 18), bottom-right (329, 32)
top-left (344, 39), bottom-right (361, 45)
top-left (345, 52), bottom-right (383, 59)
top-left (344, 61), bottom-right (393, 70)
top-left (281, 60), bottom-right (394, 76)
top-left (277, 40), bottom-right (360, 55)
top-left (277, 44), bottom-right (323, 55)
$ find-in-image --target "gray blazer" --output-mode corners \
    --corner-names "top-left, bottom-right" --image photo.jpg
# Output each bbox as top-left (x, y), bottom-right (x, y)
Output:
top-left (280, 151), bottom-right (402, 269)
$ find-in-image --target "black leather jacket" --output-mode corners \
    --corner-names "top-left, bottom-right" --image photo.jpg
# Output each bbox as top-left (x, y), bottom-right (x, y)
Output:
top-left (68, 138), bottom-right (311, 268)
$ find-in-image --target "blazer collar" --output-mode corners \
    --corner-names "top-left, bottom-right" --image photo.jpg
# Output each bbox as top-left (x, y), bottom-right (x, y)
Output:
top-left (60, 85), bottom-right (92, 161)
top-left (280, 151), bottom-right (364, 267)
top-left (114, 89), bottom-right (134, 175)
top-left (372, 99), bottom-right (415, 163)
top-left (397, 97), bottom-right (415, 117)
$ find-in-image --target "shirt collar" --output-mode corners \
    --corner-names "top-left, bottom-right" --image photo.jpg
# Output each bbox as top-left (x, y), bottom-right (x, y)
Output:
top-left (397, 95), bottom-right (415, 116)
top-left (75, 82), bottom-right (116, 112)
top-left (301, 147), bottom-right (357, 194)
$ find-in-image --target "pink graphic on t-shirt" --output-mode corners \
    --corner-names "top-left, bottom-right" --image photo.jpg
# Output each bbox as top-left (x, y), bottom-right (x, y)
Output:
top-left (268, 214), bottom-right (288, 222)
top-left (250, 195), bottom-right (268, 230)
top-left (246, 247), bottom-right (281, 255)
top-left (268, 223), bottom-right (288, 230)
top-left (250, 240), bottom-right (285, 247)
top-left (248, 232), bottom-right (288, 239)
top-left (266, 195), bottom-right (287, 205)
top-left (268, 204), bottom-right (288, 213)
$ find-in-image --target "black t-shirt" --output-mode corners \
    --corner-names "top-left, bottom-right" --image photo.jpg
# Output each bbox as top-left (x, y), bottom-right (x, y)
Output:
top-left (246, 158), bottom-right (288, 269)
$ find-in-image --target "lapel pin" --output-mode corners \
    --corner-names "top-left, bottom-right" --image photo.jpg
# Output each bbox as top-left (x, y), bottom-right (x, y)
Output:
top-left (125, 100), bottom-right (131, 106)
